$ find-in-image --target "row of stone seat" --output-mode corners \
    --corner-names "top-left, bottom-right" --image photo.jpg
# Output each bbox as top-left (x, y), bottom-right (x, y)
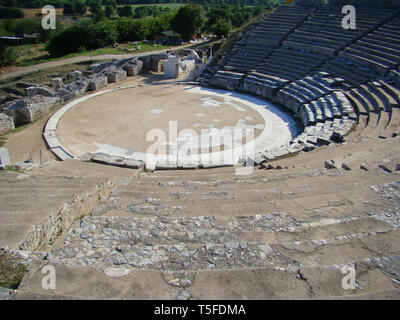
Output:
top-left (203, 6), bottom-right (400, 167)
top-left (254, 47), bottom-right (327, 83)
top-left (280, 7), bottom-right (397, 58)
top-left (209, 70), bottom-right (244, 91)
top-left (294, 117), bottom-right (355, 144)
top-left (223, 6), bottom-right (312, 73)
top-left (319, 58), bottom-right (377, 86)
top-left (338, 16), bottom-right (400, 76)
top-left (252, 112), bottom-right (356, 165)
top-left (276, 74), bottom-right (336, 111)
top-left (344, 81), bottom-right (400, 118)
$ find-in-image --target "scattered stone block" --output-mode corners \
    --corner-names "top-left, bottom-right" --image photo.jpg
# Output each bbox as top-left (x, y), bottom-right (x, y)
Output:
top-left (324, 160), bottom-right (337, 169)
top-left (72, 70), bottom-right (83, 81)
top-left (52, 78), bottom-right (63, 92)
top-left (378, 161), bottom-right (400, 173)
top-left (122, 60), bottom-right (143, 76)
top-left (87, 75), bottom-right (108, 92)
top-left (26, 86), bottom-right (55, 98)
top-left (5, 96), bottom-right (57, 125)
top-left (0, 147), bottom-right (11, 165)
top-left (0, 113), bottom-right (15, 134)
top-left (341, 163), bottom-right (352, 171)
top-left (106, 69), bottom-right (127, 84)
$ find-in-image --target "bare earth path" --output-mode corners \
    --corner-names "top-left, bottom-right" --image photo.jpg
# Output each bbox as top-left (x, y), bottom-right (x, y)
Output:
top-left (0, 42), bottom-right (202, 81)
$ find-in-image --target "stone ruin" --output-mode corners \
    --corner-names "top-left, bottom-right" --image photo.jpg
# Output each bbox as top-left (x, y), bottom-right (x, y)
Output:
top-left (0, 57), bottom-right (144, 129)
top-left (0, 113), bottom-right (14, 134)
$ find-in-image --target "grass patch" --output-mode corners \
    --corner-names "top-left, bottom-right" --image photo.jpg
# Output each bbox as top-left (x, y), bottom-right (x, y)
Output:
top-left (14, 42), bottom-right (170, 67)
top-left (4, 166), bottom-right (22, 173)
top-left (0, 249), bottom-right (27, 289)
top-left (0, 135), bottom-right (6, 147)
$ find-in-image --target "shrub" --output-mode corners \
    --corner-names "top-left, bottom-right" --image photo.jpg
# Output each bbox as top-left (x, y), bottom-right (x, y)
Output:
top-left (0, 7), bottom-right (24, 19)
top-left (0, 46), bottom-right (17, 66)
top-left (46, 20), bottom-right (116, 56)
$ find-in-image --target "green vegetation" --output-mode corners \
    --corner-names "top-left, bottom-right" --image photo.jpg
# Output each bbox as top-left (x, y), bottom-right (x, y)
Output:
top-left (211, 18), bottom-right (232, 38)
top-left (47, 20), bottom-right (116, 56)
top-left (172, 4), bottom-right (205, 41)
top-left (0, 46), bottom-right (17, 65)
top-left (0, 1), bottom-right (283, 66)
top-left (0, 6), bottom-right (24, 19)
top-left (0, 135), bottom-right (6, 147)
top-left (0, 249), bottom-right (26, 289)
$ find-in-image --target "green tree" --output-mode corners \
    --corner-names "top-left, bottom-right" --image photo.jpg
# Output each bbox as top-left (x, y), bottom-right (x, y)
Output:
top-left (0, 7), bottom-right (24, 18)
top-left (211, 18), bottom-right (231, 38)
top-left (63, 3), bottom-right (74, 16)
top-left (105, 4), bottom-right (114, 17)
top-left (172, 4), bottom-right (205, 41)
top-left (47, 20), bottom-right (116, 56)
top-left (0, 46), bottom-right (17, 66)
top-left (90, 1), bottom-right (104, 21)
top-left (117, 5), bottom-right (133, 17)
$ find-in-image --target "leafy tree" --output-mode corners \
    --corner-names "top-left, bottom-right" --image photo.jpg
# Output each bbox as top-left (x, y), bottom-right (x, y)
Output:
top-left (117, 5), bottom-right (132, 17)
top-left (172, 4), bottom-right (204, 41)
top-left (0, 6), bottom-right (24, 18)
top-left (47, 20), bottom-right (116, 56)
top-left (64, 0), bottom-right (87, 16)
top-left (105, 4), bottom-right (114, 17)
top-left (102, 0), bottom-right (116, 9)
top-left (0, 46), bottom-right (17, 66)
top-left (90, 0), bottom-right (104, 21)
top-left (63, 3), bottom-right (74, 16)
top-left (211, 18), bottom-right (231, 38)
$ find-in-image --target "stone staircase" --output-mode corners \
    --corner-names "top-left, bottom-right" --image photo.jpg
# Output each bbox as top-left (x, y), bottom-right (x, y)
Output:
top-left (9, 161), bottom-right (400, 299)
top-left (0, 159), bottom-right (137, 252)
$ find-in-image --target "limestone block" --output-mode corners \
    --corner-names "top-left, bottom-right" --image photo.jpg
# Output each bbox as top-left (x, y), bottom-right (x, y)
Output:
top-left (106, 69), bottom-right (127, 83)
top-left (72, 70), bottom-right (83, 81)
top-left (87, 76), bottom-right (108, 92)
top-left (122, 60), bottom-right (143, 76)
top-left (4, 96), bottom-right (57, 125)
top-left (52, 78), bottom-right (63, 92)
top-left (26, 86), bottom-right (55, 98)
top-left (0, 113), bottom-right (15, 134)
top-left (324, 160), bottom-right (337, 169)
top-left (0, 147), bottom-right (10, 165)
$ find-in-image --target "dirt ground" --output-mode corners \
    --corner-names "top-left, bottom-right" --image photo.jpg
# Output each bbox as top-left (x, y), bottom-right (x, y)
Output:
top-left (56, 83), bottom-right (265, 157)
top-left (2, 72), bottom-right (159, 164)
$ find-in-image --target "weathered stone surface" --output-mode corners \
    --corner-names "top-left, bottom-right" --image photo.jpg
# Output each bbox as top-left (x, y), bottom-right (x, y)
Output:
top-left (52, 78), bottom-right (63, 92)
top-left (324, 160), bottom-right (337, 169)
top-left (87, 75), bottom-right (107, 92)
top-left (122, 60), bottom-right (143, 76)
top-left (106, 69), bottom-right (127, 84)
top-left (72, 70), bottom-right (83, 81)
top-left (92, 204), bottom-right (108, 217)
top-left (4, 96), bottom-right (57, 125)
top-left (26, 86), bottom-right (55, 98)
top-left (0, 113), bottom-right (14, 134)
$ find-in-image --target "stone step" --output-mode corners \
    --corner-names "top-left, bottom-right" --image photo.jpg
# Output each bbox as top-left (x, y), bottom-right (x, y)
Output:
top-left (45, 213), bottom-right (400, 272)
top-left (15, 257), bottom-right (399, 300)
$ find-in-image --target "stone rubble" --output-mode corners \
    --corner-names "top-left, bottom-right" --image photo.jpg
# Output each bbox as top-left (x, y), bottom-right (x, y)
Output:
top-left (0, 57), bottom-right (144, 127)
